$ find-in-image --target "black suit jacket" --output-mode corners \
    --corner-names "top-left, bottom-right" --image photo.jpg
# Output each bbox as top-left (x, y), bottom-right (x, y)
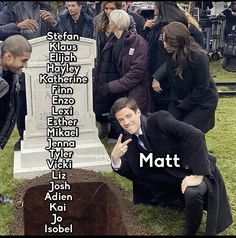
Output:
top-left (117, 111), bottom-right (212, 178)
top-left (113, 111), bottom-right (232, 235)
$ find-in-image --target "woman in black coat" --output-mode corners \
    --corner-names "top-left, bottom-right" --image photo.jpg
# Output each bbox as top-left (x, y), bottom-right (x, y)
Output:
top-left (143, 1), bottom-right (205, 112)
top-left (153, 22), bottom-right (218, 134)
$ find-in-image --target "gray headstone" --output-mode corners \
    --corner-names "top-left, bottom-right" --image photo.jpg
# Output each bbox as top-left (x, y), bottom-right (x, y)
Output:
top-left (14, 35), bottom-right (111, 179)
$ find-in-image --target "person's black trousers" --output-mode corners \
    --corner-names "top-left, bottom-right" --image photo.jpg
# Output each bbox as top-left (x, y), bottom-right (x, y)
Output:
top-left (131, 170), bottom-right (207, 235)
top-left (17, 72), bottom-right (27, 139)
top-left (183, 181), bottom-right (207, 235)
top-left (96, 113), bottom-right (122, 139)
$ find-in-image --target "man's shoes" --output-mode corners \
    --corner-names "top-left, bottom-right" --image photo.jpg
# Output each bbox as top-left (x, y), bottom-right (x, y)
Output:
top-left (98, 123), bottom-right (110, 139)
top-left (0, 194), bottom-right (13, 205)
top-left (14, 139), bottom-right (21, 151)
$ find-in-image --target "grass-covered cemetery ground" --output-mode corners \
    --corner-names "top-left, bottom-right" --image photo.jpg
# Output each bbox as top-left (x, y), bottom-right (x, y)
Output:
top-left (0, 60), bottom-right (235, 235)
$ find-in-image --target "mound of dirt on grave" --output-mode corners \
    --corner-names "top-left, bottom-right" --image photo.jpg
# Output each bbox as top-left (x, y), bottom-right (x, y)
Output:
top-left (9, 168), bottom-right (148, 236)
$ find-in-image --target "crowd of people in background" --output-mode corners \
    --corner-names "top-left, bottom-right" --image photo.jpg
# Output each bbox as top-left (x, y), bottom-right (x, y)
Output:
top-left (0, 1), bottom-right (223, 146)
top-left (0, 0), bottom-right (234, 140)
top-left (0, 1), bottom-right (234, 235)
top-left (0, 1), bottom-right (232, 150)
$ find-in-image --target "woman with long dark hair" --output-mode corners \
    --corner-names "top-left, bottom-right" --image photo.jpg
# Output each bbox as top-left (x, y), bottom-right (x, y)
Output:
top-left (95, 2), bottom-right (122, 59)
top-left (153, 21), bottom-right (218, 133)
top-left (144, 1), bottom-right (204, 112)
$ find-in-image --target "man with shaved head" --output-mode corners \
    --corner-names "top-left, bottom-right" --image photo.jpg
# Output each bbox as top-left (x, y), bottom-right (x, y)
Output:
top-left (0, 34), bottom-right (32, 204)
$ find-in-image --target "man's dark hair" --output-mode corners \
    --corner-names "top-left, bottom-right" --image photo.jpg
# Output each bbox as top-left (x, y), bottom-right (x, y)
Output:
top-left (66, 1), bottom-right (85, 7)
top-left (76, 1), bottom-right (86, 7)
top-left (2, 35), bottom-right (32, 57)
top-left (111, 97), bottom-right (139, 115)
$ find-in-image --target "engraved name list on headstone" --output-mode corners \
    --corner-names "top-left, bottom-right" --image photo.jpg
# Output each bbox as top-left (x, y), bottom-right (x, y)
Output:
top-left (43, 33), bottom-right (83, 234)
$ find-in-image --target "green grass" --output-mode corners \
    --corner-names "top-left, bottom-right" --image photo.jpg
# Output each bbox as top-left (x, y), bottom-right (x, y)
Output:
top-left (211, 60), bottom-right (236, 92)
top-left (0, 129), bottom-right (26, 235)
top-left (0, 60), bottom-right (235, 235)
top-left (210, 60), bottom-right (236, 82)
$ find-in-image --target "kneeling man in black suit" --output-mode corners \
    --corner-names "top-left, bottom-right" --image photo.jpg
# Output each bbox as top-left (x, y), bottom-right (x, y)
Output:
top-left (110, 97), bottom-right (232, 235)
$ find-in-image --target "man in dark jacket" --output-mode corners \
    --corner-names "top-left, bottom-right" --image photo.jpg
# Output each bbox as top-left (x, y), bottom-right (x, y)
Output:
top-left (0, 35), bottom-right (32, 204)
top-left (0, 1), bottom-right (18, 40)
top-left (0, 1), bottom-right (59, 150)
top-left (57, 1), bottom-right (94, 39)
top-left (221, 2), bottom-right (236, 40)
top-left (110, 97), bottom-right (232, 235)
top-left (0, 1), bottom-right (59, 40)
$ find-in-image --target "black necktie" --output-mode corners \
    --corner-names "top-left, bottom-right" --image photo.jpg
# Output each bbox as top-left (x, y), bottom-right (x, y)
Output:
top-left (138, 134), bottom-right (148, 151)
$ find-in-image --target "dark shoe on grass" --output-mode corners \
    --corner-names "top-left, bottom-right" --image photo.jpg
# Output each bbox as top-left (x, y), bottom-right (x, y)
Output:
top-left (98, 123), bottom-right (110, 139)
top-left (0, 194), bottom-right (13, 205)
top-left (14, 139), bottom-right (21, 151)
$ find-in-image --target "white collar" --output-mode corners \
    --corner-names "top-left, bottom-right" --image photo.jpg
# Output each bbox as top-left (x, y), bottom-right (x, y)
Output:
top-left (135, 127), bottom-right (143, 137)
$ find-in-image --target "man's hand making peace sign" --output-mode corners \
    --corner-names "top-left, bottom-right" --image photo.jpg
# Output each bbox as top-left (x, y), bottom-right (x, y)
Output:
top-left (111, 134), bottom-right (132, 165)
